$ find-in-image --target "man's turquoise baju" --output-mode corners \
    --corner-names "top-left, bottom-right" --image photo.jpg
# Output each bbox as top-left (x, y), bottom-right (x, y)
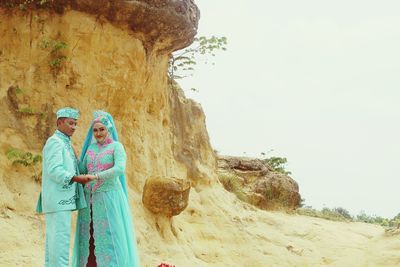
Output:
top-left (36, 108), bottom-right (86, 267)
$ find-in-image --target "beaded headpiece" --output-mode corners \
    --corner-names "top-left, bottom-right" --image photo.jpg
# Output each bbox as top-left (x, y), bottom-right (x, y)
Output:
top-left (92, 110), bottom-right (113, 131)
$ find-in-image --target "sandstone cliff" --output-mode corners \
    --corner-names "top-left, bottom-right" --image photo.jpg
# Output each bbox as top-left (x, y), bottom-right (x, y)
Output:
top-left (1, 2), bottom-right (399, 267)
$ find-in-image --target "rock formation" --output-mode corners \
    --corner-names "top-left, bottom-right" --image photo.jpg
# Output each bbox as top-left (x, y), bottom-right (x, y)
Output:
top-left (218, 155), bottom-right (301, 210)
top-left (142, 176), bottom-right (191, 217)
top-left (0, 0), bottom-right (200, 52)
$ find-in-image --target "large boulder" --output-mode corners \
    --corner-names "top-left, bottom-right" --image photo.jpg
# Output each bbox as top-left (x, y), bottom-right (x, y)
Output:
top-left (142, 176), bottom-right (191, 217)
top-left (218, 156), bottom-right (301, 210)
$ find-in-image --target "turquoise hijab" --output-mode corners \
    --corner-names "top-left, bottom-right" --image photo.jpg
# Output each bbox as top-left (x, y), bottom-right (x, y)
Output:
top-left (80, 110), bottom-right (128, 197)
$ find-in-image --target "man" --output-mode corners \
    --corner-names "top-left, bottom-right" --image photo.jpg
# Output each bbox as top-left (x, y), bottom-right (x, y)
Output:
top-left (36, 107), bottom-right (95, 267)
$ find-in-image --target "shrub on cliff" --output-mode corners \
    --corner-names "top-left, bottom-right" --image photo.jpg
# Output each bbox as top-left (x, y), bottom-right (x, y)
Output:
top-left (168, 35), bottom-right (227, 80)
top-left (262, 156), bottom-right (292, 175)
top-left (6, 148), bottom-right (42, 181)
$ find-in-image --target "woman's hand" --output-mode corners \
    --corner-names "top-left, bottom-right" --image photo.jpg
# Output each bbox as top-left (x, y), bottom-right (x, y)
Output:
top-left (72, 174), bottom-right (96, 184)
top-left (85, 174), bottom-right (97, 180)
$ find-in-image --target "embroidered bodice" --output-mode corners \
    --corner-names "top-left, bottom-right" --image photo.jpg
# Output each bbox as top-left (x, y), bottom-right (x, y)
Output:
top-left (79, 138), bottom-right (126, 193)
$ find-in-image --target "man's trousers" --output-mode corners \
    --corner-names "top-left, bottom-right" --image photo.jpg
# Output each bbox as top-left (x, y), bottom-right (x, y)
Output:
top-left (45, 210), bottom-right (72, 267)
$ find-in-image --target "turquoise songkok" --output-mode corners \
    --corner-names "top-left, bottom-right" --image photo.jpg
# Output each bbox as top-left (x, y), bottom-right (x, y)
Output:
top-left (56, 107), bottom-right (80, 120)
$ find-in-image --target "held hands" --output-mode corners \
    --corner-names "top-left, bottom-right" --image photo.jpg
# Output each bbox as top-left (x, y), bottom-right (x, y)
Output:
top-left (72, 174), bottom-right (97, 184)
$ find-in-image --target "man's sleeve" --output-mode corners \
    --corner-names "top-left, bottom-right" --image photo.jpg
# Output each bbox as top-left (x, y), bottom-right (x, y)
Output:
top-left (44, 139), bottom-right (75, 188)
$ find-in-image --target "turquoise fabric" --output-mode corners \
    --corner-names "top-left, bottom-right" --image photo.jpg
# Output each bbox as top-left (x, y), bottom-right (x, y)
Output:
top-left (36, 130), bottom-right (86, 213)
top-left (45, 210), bottom-right (72, 267)
top-left (80, 110), bottom-right (128, 196)
top-left (72, 112), bottom-right (140, 267)
top-left (56, 107), bottom-right (80, 119)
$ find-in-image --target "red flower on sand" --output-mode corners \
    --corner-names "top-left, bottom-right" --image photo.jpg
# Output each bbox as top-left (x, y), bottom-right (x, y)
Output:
top-left (158, 263), bottom-right (175, 267)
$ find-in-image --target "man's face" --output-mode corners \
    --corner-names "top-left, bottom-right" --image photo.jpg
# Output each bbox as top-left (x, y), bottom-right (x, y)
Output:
top-left (57, 118), bottom-right (77, 137)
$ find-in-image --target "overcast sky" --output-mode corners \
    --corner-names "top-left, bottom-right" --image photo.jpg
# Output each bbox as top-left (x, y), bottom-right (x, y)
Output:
top-left (179, 0), bottom-right (400, 218)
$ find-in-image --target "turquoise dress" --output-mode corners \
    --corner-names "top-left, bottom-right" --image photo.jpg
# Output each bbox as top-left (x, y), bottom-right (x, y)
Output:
top-left (72, 138), bottom-right (140, 267)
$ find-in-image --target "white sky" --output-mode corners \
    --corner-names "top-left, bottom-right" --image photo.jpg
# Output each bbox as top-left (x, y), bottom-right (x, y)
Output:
top-left (178, 0), bottom-right (400, 218)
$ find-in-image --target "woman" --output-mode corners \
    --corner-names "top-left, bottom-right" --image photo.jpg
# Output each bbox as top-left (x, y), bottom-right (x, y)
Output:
top-left (72, 110), bottom-right (140, 267)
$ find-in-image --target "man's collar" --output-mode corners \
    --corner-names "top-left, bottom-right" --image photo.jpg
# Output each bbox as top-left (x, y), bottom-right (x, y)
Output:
top-left (55, 129), bottom-right (71, 141)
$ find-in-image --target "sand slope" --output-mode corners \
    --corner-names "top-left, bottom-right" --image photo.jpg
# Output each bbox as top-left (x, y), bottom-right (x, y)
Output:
top-left (1, 187), bottom-right (399, 267)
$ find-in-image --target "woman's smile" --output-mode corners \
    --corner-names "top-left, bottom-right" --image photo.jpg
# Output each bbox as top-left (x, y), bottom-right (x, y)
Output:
top-left (92, 122), bottom-right (108, 144)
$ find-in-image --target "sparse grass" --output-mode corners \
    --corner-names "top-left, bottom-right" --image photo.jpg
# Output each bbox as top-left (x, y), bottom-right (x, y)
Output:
top-left (4, 0), bottom-right (48, 10)
top-left (18, 107), bottom-right (34, 114)
top-left (8, 85), bottom-right (48, 118)
top-left (218, 173), bottom-right (249, 202)
top-left (297, 207), bottom-right (351, 222)
top-left (50, 55), bottom-right (67, 67)
top-left (297, 206), bottom-right (400, 229)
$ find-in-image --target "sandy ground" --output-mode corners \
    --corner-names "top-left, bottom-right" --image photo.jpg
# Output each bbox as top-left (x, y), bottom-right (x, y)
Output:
top-left (1, 187), bottom-right (399, 267)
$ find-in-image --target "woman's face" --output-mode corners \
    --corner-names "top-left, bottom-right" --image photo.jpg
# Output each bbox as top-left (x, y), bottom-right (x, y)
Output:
top-left (93, 122), bottom-right (108, 144)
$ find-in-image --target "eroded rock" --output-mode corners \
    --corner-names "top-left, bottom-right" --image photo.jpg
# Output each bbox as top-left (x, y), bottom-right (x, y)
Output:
top-left (142, 176), bottom-right (191, 216)
top-left (0, 0), bottom-right (200, 52)
top-left (218, 156), bottom-right (301, 210)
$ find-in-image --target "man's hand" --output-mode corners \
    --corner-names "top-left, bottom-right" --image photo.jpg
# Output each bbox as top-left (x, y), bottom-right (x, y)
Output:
top-left (72, 175), bottom-right (96, 184)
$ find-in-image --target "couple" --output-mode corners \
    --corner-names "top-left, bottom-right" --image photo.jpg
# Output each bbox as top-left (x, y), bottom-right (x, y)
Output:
top-left (36, 107), bottom-right (140, 267)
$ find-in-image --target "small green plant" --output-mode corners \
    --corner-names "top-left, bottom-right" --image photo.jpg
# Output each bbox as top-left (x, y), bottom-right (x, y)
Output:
top-left (6, 148), bottom-right (42, 181)
top-left (15, 86), bottom-right (23, 94)
top-left (39, 39), bottom-right (50, 49)
top-left (18, 107), bottom-right (34, 114)
top-left (168, 35), bottom-right (227, 80)
top-left (40, 38), bottom-right (68, 70)
top-left (7, 0), bottom-right (48, 10)
top-left (262, 156), bottom-right (292, 175)
top-left (40, 38), bottom-right (68, 53)
top-left (50, 41), bottom-right (67, 54)
top-left (50, 56), bottom-right (67, 67)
